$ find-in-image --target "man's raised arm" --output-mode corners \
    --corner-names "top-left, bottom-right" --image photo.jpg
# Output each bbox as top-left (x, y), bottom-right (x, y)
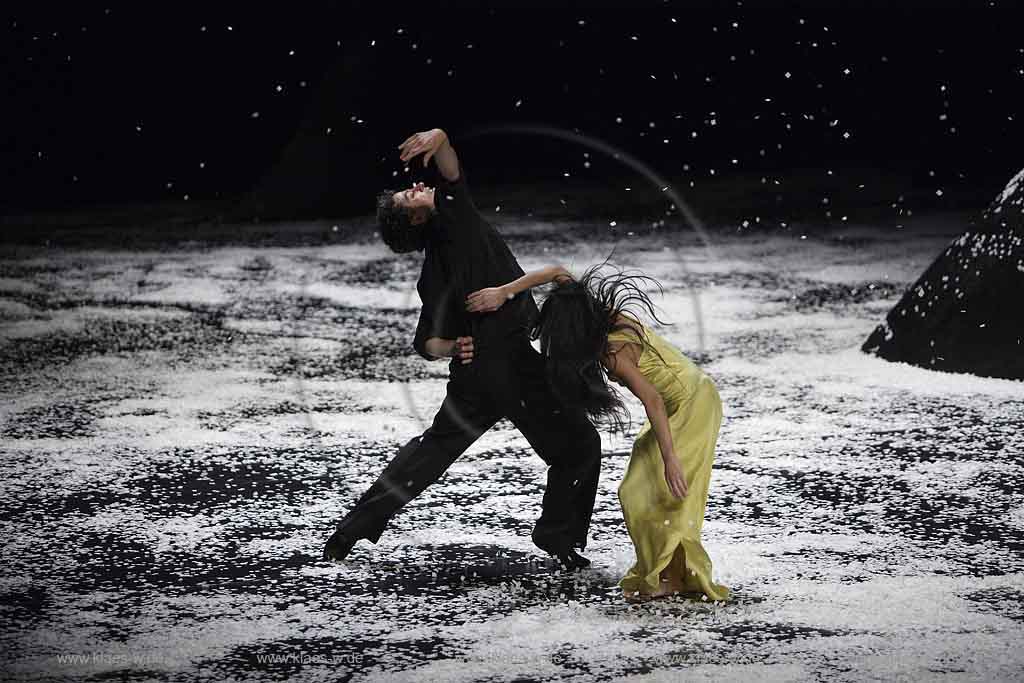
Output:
top-left (398, 128), bottom-right (460, 182)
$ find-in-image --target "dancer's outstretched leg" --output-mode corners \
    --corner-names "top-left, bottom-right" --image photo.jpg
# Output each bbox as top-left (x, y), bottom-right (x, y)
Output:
top-left (323, 382), bottom-right (498, 561)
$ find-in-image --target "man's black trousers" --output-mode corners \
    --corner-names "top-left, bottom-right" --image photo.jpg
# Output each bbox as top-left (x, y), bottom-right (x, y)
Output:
top-left (334, 334), bottom-right (602, 553)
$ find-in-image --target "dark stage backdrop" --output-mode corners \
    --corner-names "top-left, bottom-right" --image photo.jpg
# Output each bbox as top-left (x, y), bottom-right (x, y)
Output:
top-left (3, 1), bottom-right (1022, 221)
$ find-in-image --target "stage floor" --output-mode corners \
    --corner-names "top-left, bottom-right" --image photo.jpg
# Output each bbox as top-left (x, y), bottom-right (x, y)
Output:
top-left (2, 214), bottom-right (1022, 681)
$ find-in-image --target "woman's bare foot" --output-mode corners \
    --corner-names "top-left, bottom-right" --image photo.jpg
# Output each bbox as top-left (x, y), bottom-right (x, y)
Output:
top-left (623, 567), bottom-right (690, 603)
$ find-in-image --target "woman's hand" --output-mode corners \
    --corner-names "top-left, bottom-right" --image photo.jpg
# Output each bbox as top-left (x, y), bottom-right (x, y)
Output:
top-left (465, 286), bottom-right (510, 313)
top-left (663, 456), bottom-right (688, 499)
top-left (398, 128), bottom-right (448, 167)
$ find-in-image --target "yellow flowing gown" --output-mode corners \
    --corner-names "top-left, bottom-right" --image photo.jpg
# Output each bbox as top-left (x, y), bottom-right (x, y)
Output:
top-left (608, 319), bottom-right (730, 601)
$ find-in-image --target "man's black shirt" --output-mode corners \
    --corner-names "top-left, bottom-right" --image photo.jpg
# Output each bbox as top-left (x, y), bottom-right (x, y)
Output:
top-left (412, 163), bottom-right (539, 360)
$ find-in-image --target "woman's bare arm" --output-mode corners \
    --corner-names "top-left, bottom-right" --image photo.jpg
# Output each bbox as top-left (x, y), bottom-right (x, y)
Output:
top-left (465, 265), bottom-right (572, 313)
top-left (602, 347), bottom-right (688, 499)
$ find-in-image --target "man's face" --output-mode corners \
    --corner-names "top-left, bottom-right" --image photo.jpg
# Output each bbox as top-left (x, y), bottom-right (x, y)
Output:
top-left (392, 182), bottom-right (435, 225)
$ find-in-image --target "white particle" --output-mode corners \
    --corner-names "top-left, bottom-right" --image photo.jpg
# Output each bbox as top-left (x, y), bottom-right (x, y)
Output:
top-left (843, 67), bottom-right (851, 75)
top-left (784, 71), bottom-right (791, 78)
top-left (251, 111), bottom-right (260, 118)
top-left (936, 189), bottom-right (944, 196)
top-left (615, 116), bottom-right (622, 123)
top-left (610, 221), bottom-right (617, 227)
top-left (843, 131), bottom-right (850, 139)
top-left (515, 99), bottom-right (522, 107)
top-left (495, 206), bottom-right (501, 212)
top-left (227, 25), bottom-right (233, 31)
top-left (275, 85), bottom-right (283, 92)
top-left (199, 162), bottom-right (205, 169)
top-left (288, 50), bottom-right (295, 56)
top-left (370, 40), bottom-right (375, 46)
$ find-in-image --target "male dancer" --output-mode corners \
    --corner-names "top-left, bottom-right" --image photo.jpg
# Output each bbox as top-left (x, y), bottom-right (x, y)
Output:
top-left (322, 127), bottom-right (601, 570)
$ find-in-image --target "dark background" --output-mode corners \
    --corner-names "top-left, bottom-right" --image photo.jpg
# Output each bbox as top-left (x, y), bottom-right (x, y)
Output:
top-left (3, 0), bottom-right (1022, 226)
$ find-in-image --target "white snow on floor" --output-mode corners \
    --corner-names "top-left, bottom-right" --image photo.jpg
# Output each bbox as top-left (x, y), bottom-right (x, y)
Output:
top-left (1, 219), bottom-right (1021, 681)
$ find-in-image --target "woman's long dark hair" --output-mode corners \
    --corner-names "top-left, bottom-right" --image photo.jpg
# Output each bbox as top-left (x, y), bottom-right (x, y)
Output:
top-left (531, 259), bottom-right (669, 434)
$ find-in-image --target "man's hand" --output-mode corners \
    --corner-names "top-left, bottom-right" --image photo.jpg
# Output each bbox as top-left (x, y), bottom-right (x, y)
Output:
top-left (398, 129), bottom-right (448, 168)
top-left (465, 286), bottom-right (511, 313)
top-left (453, 336), bottom-right (474, 364)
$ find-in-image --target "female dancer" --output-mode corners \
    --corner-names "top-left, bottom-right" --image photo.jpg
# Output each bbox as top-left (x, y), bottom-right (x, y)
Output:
top-left (466, 263), bottom-right (730, 602)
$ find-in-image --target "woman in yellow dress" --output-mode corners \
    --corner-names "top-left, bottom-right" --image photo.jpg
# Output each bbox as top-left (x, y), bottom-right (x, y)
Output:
top-left (466, 262), bottom-right (730, 603)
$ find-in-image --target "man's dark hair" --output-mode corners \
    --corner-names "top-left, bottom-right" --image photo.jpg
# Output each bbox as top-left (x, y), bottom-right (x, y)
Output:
top-left (376, 189), bottom-right (430, 253)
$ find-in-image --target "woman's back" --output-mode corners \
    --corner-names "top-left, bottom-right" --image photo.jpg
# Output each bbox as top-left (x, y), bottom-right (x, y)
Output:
top-left (607, 316), bottom-right (708, 413)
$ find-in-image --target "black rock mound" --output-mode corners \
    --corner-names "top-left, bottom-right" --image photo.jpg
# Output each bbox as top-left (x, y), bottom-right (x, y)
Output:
top-left (862, 169), bottom-right (1024, 380)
